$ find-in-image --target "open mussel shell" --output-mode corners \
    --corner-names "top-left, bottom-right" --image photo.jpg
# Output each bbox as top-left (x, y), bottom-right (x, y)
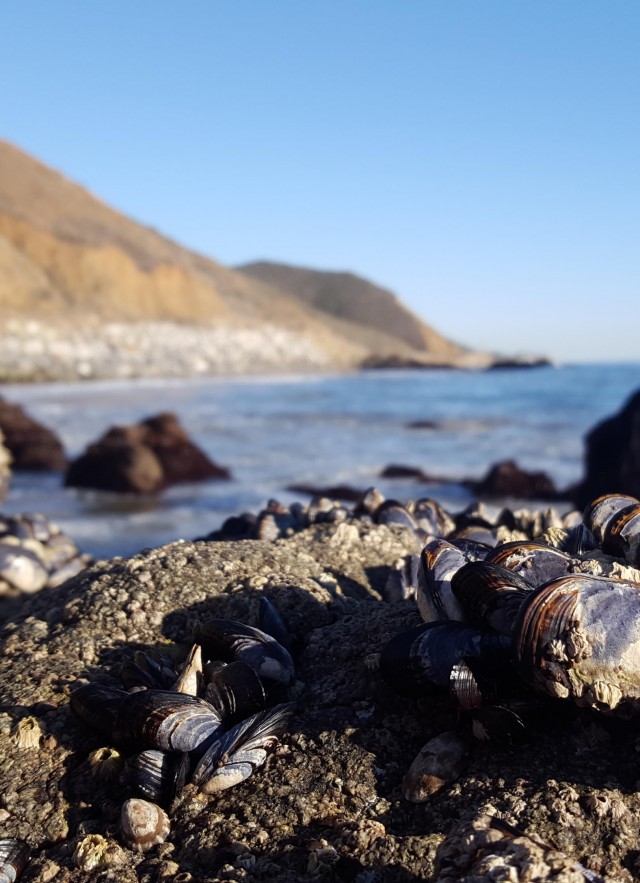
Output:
top-left (124, 749), bottom-right (190, 804)
top-left (514, 573), bottom-right (640, 714)
top-left (114, 689), bottom-right (223, 752)
top-left (70, 683), bottom-right (129, 735)
top-left (485, 541), bottom-right (573, 587)
top-left (193, 618), bottom-right (295, 686)
top-left (451, 561), bottom-right (533, 636)
top-left (204, 660), bottom-right (267, 723)
top-left (0, 838), bottom-right (29, 882)
top-left (380, 621), bottom-right (511, 694)
top-left (192, 702), bottom-right (294, 794)
top-left (417, 540), bottom-right (467, 623)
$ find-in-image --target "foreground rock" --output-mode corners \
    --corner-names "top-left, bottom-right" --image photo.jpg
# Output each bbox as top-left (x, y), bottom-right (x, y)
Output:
top-left (575, 388), bottom-right (640, 508)
top-left (0, 397), bottom-right (66, 471)
top-left (0, 519), bottom-right (638, 881)
top-left (65, 412), bottom-right (230, 493)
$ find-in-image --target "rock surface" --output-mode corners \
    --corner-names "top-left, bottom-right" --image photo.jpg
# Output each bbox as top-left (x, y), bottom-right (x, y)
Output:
top-left (0, 397), bottom-right (66, 471)
top-left (65, 411), bottom-right (230, 493)
top-left (1, 520), bottom-right (639, 881)
top-left (575, 388), bottom-right (640, 508)
top-left (470, 458), bottom-right (560, 500)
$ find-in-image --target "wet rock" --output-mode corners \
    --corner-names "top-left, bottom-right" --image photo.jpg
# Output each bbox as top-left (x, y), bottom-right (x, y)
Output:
top-left (65, 411), bottom-right (230, 493)
top-left (380, 463), bottom-right (438, 481)
top-left (575, 388), bottom-right (640, 508)
top-left (0, 397), bottom-right (66, 470)
top-left (470, 458), bottom-right (560, 500)
top-left (285, 483), bottom-right (365, 502)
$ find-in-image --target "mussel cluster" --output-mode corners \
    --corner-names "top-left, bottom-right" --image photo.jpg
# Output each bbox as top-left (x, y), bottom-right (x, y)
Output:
top-left (70, 599), bottom-right (295, 853)
top-left (0, 512), bottom-right (91, 600)
top-left (379, 493), bottom-right (640, 801)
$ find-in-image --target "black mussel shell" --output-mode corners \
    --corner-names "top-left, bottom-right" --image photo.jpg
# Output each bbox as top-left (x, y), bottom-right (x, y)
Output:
top-left (0, 838), bottom-right (30, 882)
top-left (584, 493), bottom-right (639, 544)
top-left (124, 749), bottom-right (190, 804)
top-left (449, 525), bottom-right (498, 547)
top-left (486, 541), bottom-right (573, 587)
top-left (193, 619), bottom-right (294, 686)
top-left (114, 689), bottom-right (223, 752)
top-left (412, 497), bottom-right (455, 537)
top-left (192, 702), bottom-right (294, 794)
top-left (601, 503), bottom-right (640, 564)
top-left (204, 660), bottom-right (267, 724)
top-left (70, 683), bottom-right (129, 736)
top-left (452, 561), bottom-right (533, 636)
top-left (449, 537), bottom-right (493, 561)
top-left (258, 596), bottom-right (292, 652)
top-left (120, 650), bottom-right (178, 691)
top-left (374, 500), bottom-right (419, 531)
top-left (418, 539), bottom-right (467, 622)
top-left (380, 621), bottom-right (511, 695)
top-left (383, 554), bottom-right (420, 602)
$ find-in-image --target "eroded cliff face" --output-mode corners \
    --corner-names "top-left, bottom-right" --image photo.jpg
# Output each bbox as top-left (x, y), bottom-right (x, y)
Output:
top-left (0, 139), bottom-right (480, 375)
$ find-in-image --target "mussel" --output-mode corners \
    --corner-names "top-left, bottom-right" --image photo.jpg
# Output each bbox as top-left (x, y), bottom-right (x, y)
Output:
top-left (193, 619), bottom-right (294, 686)
top-left (0, 838), bottom-right (29, 883)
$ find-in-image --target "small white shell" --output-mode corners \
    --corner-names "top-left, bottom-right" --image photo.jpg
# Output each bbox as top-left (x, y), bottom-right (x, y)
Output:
top-left (120, 798), bottom-right (170, 852)
top-left (402, 730), bottom-right (470, 802)
top-left (172, 644), bottom-right (202, 696)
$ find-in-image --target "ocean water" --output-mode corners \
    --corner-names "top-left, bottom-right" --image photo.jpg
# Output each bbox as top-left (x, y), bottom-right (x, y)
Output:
top-left (2, 363), bottom-right (639, 560)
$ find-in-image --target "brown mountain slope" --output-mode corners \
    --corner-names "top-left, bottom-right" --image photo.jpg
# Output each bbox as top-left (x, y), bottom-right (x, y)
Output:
top-left (0, 139), bottom-right (484, 374)
top-left (238, 261), bottom-right (465, 358)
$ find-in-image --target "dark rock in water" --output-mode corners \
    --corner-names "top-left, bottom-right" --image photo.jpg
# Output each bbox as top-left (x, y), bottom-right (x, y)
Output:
top-left (469, 459), bottom-right (559, 500)
top-left (406, 419), bottom-right (440, 430)
top-left (575, 389), bottom-right (640, 508)
top-left (0, 397), bottom-right (66, 470)
top-left (285, 483), bottom-right (365, 502)
top-left (65, 411), bottom-right (230, 494)
top-left (380, 464), bottom-right (439, 482)
top-left (486, 357), bottom-right (552, 370)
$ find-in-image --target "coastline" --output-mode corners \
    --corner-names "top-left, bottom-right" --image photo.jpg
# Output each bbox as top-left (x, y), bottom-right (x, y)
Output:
top-left (0, 318), bottom-right (548, 383)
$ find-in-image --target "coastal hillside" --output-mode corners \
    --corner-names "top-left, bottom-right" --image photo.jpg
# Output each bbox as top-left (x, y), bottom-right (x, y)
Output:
top-left (238, 260), bottom-right (461, 357)
top-left (0, 139), bottom-right (484, 379)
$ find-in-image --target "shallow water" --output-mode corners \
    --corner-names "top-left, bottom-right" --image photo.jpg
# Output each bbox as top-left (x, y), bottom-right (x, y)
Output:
top-left (2, 363), bottom-right (639, 559)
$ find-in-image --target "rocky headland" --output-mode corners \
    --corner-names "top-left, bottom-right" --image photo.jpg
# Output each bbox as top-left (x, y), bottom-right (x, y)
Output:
top-left (0, 140), bottom-right (542, 381)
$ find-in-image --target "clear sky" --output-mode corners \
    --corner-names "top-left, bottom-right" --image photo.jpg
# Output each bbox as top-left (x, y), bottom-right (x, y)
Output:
top-left (1, 1), bottom-right (638, 363)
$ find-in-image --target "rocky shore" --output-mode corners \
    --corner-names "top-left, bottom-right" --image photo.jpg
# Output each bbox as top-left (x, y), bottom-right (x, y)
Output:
top-left (0, 319), bottom-right (336, 383)
top-left (1, 509), bottom-right (640, 882)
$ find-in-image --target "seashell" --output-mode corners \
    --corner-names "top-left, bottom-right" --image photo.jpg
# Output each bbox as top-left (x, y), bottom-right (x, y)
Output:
top-left (541, 523), bottom-right (598, 556)
top-left (449, 525), bottom-right (498, 547)
top-left (382, 555), bottom-right (420, 602)
top-left (72, 834), bottom-right (124, 871)
top-left (11, 715), bottom-right (42, 749)
top-left (486, 541), bottom-right (572, 587)
top-left (0, 542), bottom-right (48, 593)
top-left (193, 618), bottom-right (295, 686)
top-left (88, 746), bottom-right (123, 782)
top-left (514, 573), bottom-right (640, 714)
top-left (171, 644), bottom-right (202, 696)
top-left (380, 621), bottom-right (511, 694)
top-left (469, 704), bottom-right (527, 744)
top-left (353, 486), bottom-right (385, 518)
top-left (584, 493), bottom-right (639, 544)
top-left (411, 497), bottom-right (456, 537)
top-left (600, 502), bottom-right (640, 565)
top-left (120, 798), bottom-right (170, 852)
top-left (125, 749), bottom-right (189, 804)
top-left (258, 596), bottom-right (292, 652)
top-left (374, 500), bottom-right (420, 533)
top-left (192, 702), bottom-right (294, 794)
top-left (417, 539), bottom-right (468, 623)
top-left (0, 838), bottom-right (29, 883)
top-left (448, 536), bottom-right (493, 561)
top-left (70, 683), bottom-right (129, 736)
top-left (120, 649), bottom-right (178, 691)
top-left (204, 660), bottom-right (267, 723)
top-left (401, 730), bottom-right (470, 801)
top-left (114, 689), bottom-right (223, 752)
top-left (451, 561), bottom-right (532, 636)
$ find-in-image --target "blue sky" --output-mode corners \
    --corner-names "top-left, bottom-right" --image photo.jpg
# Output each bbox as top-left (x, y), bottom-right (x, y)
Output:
top-left (1, 1), bottom-right (638, 362)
